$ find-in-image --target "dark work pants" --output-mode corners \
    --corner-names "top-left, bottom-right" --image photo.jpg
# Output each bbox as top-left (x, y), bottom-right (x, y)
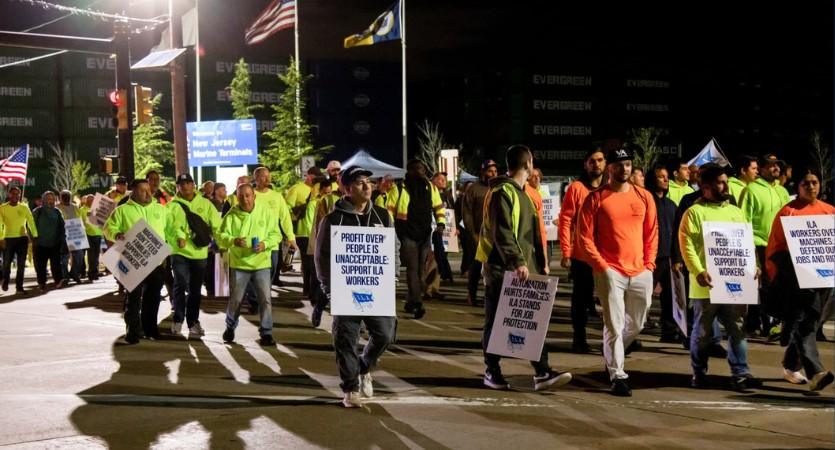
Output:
top-left (653, 257), bottom-right (677, 337)
top-left (171, 255), bottom-right (208, 328)
top-left (783, 289), bottom-right (828, 376)
top-left (333, 315), bottom-right (396, 393)
top-left (432, 229), bottom-right (453, 281)
top-left (483, 270), bottom-right (550, 375)
top-left (125, 265), bottom-right (165, 340)
top-left (86, 235), bottom-right (102, 279)
top-left (746, 246), bottom-right (774, 333)
top-left (297, 237), bottom-right (312, 295)
top-left (33, 244), bottom-right (62, 286)
top-left (204, 251), bottom-right (216, 296)
top-left (2, 237), bottom-right (28, 290)
top-left (570, 259), bottom-right (595, 344)
top-left (401, 236), bottom-right (429, 308)
top-left (467, 256), bottom-right (483, 300)
top-left (460, 229), bottom-right (475, 275)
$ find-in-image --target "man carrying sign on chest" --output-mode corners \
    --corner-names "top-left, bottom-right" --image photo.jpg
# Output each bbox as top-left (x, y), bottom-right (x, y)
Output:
top-left (315, 166), bottom-right (396, 408)
top-left (104, 179), bottom-right (170, 344)
top-left (678, 164), bottom-right (760, 391)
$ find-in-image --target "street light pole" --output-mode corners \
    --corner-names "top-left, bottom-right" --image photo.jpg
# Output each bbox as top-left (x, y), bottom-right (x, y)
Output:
top-left (169, 0), bottom-right (189, 177)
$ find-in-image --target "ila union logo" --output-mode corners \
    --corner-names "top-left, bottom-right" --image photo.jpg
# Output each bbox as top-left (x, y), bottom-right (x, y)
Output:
top-left (725, 281), bottom-right (743, 297)
top-left (352, 291), bottom-right (374, 312)
top-left (507, 331), bottom-right (526, 352)
top-left (816, 268), bottom-right (834, 278)
top-left (117, 260), bottom-right (130, 274)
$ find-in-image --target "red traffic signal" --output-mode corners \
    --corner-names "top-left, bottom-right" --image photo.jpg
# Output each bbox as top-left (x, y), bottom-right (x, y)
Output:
top-left (108, 89), bottom-right (122, 107)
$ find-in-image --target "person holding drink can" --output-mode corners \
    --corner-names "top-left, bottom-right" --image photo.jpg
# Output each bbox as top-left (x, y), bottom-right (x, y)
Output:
top-left (218, 183), bottom-right (281, 346)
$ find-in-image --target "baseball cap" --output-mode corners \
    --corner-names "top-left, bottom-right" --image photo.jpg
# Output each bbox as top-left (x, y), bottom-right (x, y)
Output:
top-left (307, 166), bottom-right (323, 176)
top-left (176, 173), bottom-right (195, 184)
top-left (326, 160), bottom-right (342, 171)
top-left (339, 166), bottom-right (373, 186)
top-left (480, 159), bottom-right (498, 172)
top-left (761, 153), bottom-right (784, 166)
top-left (115, 176), bottom-right (128, 185)
top-left (606, 148), bottom-right (633, 163)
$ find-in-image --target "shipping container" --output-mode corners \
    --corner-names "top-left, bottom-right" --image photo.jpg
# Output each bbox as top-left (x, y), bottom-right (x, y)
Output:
top-left (0, 78), bottom-right (58, 109)
top-left (61, 53), bottom-right (116, 79)
top-left (0, 109), bottom-right (59, 139)
top-left (61, 107), bottom-right (118, 138)
top-left (0, 48), bottom-right (57, 79)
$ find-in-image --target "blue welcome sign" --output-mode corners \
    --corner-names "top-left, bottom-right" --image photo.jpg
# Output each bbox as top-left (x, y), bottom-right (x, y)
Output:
top-left (187, 119), bottom-right (258, 167)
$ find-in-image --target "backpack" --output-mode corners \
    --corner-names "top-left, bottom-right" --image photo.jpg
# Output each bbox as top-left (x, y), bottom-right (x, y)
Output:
top-left (175, 201), bottom-right (212, 248)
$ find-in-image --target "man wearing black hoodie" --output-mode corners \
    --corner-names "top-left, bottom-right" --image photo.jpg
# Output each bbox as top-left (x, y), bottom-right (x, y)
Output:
top-left (315, 166), bottom-right (396, 408)
top-left (476, 145), bottom-right (572, 391)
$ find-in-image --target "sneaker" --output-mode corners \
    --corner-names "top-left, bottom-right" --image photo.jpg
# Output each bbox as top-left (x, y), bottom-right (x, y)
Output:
top-left (404, 302), bottom-right (416, 313)
top-left (55, 280), bottom-right (66, 289)
top-left (571, 341), bottom-right (592, 354)
top-left (342, 391), bottom-right (363, 408)
top-left (15, 288), bottom-right (26, 295)
top-left (782, 368), bottom-right (808, 385)
top-left (222, 328), bottom-right (235, 343)
top-left (708, 344), bottom-right (728, 359)
top-left (311, 305), bottom-right (323, 327)
top-left (483, 370), bottom-right (510, 390)
top-left (38, 284), bottom-right (46, 291)
top-left (259, 335), bottom-right (276, 346)
top-left (413, 307), bottom-right (426, 320)
top-left (188, 322), bottom-right (205, 337)
top-left (624, 339), bottom-right (642, 356)
top-left (359, 372), bottom-right (374, 398)
top-left (610, 378), bottom-right (632, 397)
top-left (124, 334), bottom-right (140, 345)
top-left (466, 295), bottom-right (477, 307)
top-left (171, 322), bottom-right (183, 335)
top-left (659, 334), bottom-right (680, 344)
top-left (691, 373), bottom-right (710, 389)
top-left (809, 371), bottom-right (835, 392)
top-left (534, 370), bottom-right (572, 391)
top-left (731, 373), bottom-right (760, 392)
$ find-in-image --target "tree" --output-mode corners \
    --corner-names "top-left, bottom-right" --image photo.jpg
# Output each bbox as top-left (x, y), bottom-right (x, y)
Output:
top-left (48, 142), bottom-right (90, 193)
top-left (629, 127), bottom-right (664, 173)
top-left (415, 120), bottom-right (450, 173)
top-left (227, 58), bottom-right (262, 119)
top-left (810, 131), bottom-right (833, 195)
top-left (133, 93), bottom-right (174, 184)
top-left (261, 57), bottom-right (331, 191)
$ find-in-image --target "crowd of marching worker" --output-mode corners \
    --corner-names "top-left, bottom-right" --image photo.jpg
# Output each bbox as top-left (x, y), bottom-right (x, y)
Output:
top-left (0, 143), bottom-right (831, 408)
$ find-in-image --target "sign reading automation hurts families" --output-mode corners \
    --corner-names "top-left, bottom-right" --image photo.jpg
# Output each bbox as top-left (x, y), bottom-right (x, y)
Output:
top-left (487, 272), bottom-right (558, 361)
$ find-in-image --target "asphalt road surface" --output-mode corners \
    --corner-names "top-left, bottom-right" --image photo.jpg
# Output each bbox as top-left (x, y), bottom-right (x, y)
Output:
top-left (0, 254), bottom-right (832, 449)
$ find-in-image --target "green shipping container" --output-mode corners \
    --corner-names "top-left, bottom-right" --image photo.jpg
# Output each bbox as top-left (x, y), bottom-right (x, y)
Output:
top-left (61, 53), bottom-right (116, 79)
top-left (63, 78), bottom-right (116, 109)
top-left (0, 48), bottom-right (56, 79)
top-left (0, 109), bottom-right (58, 139)
top-left (62, 107), bottom-right (118, 139)
top-left (0, 78), bottom-right (58, 109)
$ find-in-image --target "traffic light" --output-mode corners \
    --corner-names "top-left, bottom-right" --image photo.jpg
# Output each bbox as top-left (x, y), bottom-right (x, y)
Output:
top-left (109, 89), bottom-right (128, 130)
top-left (134, 85), bottom-right (153, 125)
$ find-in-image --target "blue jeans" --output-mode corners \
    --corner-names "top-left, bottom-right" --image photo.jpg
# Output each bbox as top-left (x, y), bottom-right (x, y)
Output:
top-left (690, 299), bottom-right (749, 376)
top-left (226, 268), bottom-right (273, 337)
top-left (61, 249), bottom-right (84, 280)
top-left (171, 255), bottom-right (208, 328)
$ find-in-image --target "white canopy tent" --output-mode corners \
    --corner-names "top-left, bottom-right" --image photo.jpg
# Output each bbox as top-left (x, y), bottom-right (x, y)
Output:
top-left (340, 150), bottom-right (406, 179)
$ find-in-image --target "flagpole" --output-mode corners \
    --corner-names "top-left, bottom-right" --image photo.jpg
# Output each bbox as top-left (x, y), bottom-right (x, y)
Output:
top-left (401, 0), bottom-right (407, 168)
top-left (21, 144), bottom-right (29, 201)
top-left (195, 0), bottom-right (203, 184)
top-left (294, 0), bottom-right (301, 159)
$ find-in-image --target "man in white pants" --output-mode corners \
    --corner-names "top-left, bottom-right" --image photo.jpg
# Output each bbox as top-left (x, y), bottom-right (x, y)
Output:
top-left (577, 147), bottom-right (658, 396)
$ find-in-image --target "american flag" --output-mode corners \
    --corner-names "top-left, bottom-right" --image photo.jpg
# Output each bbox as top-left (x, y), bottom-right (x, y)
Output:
top-left (0, 145), bottom-right (28, 186)
top-left (245, 0), bottom-right (296, 45)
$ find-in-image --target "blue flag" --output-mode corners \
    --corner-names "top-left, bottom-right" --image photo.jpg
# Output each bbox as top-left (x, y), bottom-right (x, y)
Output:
top-left (344, 1), bottom-right (402, 48)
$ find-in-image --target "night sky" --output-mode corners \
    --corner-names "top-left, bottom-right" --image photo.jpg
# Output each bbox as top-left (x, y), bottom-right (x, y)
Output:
top-left (1, 0), bottom-right (833, 174)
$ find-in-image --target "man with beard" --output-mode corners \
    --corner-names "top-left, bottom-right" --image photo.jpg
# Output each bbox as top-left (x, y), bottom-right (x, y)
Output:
top-left (462, 160), bottom-right (499, 307)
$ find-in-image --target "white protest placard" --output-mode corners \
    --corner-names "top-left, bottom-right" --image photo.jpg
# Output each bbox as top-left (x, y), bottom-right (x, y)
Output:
top-left (781, 215), bottom-right (835, 288)
top-left (101, 219), bottom-right (172, 292)
top-left (64, 218), bottom-right (89, 251)
top-left (214, 252), bottom-right (230, 297)
top-left (330, 225), bottom-right (396, 316)
top-left (703, 222), bottom-right (758, 304)
top-left (442, 209), bottom-right (459, 253)
top-left (541, 197), bottom-right (559, 241)
top-left (671, 266), bottom-right (688, 337)
top-left (487, 272), bottom-right (558, 361)
top-left (87, 193), bottom-right (116, 228)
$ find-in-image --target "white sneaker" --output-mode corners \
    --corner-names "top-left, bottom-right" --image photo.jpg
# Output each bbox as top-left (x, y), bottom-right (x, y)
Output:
top-left (171, 322), bottom-right (183, 335)
top-left (782, 368), bottom-right (808, 385)
top-left (359, 372), bottom-right (374, 398)
top-left (342, 391), bottom-right (363, 408)
top-left (188, 322), bottom-right (205, 337)
top-left (534, 371), bottom-right (573, 391)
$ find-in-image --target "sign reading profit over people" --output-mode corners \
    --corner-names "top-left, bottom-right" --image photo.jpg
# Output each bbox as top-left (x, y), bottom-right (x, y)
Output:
top-left (542, 197), bottom-right (559, 241)
top-left (780, 215), bottom-right (835, 289)
top-left (329, 225), bottom-right (396, 316)
top-left (703, 222), bottom-right (758, 305)
top-left (187, 119), bottom-right (258, 167)
top-left (442, 209), bottom-right (459, 253)
top-left (101, 219), bottom-right (172, 292)
top-left (487, 272), bottom-right (558, 361)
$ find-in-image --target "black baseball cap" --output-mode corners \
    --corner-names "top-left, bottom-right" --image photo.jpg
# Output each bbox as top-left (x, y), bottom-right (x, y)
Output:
top-left (481, 159), bottom-right (498, 171)
top-left (761, 153), bottom-right (784, 166)
top-left (115, 176), bottom-right (128, 185)
top-left (606, 148), bottom-right (633, 163)
top-left (176, 173), bottom-right (195, 184)
top-left (339, 166), bottom-right (373, 186)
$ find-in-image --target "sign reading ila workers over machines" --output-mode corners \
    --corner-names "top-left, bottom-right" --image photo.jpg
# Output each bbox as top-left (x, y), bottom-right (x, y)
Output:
top-left (87, 192), bottom-right (115, 228)
top-left (64, 218), bottom-right (89, 251)
top-left (329, 225), bottom-right (396, 317)
top-left (101, 219), bottom-right (172, 292)
top-left (780, 215), bottom-right (835, 289)
top-left (487, 272), bottom-right (558, 361)
top-left (703, 222), bottom-right (758, 305)
top-left (186, 119), bottom-right (259, 167)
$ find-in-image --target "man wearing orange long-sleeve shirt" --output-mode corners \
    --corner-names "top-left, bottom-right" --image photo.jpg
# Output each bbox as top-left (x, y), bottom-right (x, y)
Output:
top-left (557, 148), bottom-right (606, 353)
top-left (577, 147), bottom-right (658, 397)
